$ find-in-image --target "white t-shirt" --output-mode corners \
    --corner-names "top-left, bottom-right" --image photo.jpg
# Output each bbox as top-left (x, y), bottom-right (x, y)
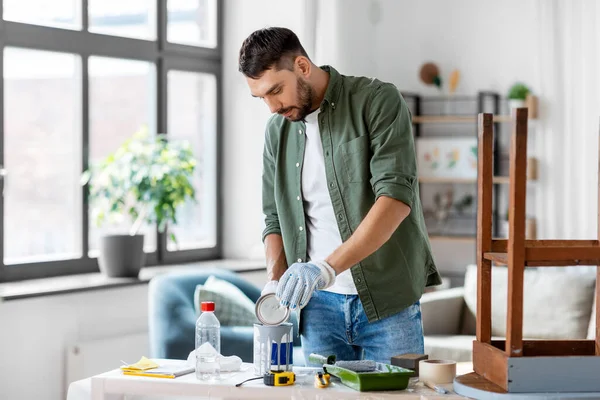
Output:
top-left (301, 109), bottom-right (357, 295)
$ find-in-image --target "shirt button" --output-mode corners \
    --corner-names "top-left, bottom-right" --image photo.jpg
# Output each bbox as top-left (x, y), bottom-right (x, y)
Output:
top-left (296, 196), bottom-right (300, 201)
top-left (299, 226), bottom-right (303, 231)
top-left (357, 278), bottom-right (362, 283)
top-left (298, 129), bottom-right (303, 135)
top-left (329, 182), bottom-right (335, 188)
top-left (297, 258), bottom-right (302, 262)
top-left (296, 163), bottom-right (300, 167)
top-left (338, 213), bottom-right (344, 220)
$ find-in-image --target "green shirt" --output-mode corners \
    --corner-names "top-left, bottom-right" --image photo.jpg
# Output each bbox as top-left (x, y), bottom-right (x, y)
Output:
top-left (262, 65), bottom-right (442, 322)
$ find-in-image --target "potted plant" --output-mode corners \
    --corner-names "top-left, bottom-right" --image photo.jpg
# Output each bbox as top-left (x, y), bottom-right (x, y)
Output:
top-left (507, 82), bottom-right (530, 109)
top-left (81, 128), bottom-right (197, 278)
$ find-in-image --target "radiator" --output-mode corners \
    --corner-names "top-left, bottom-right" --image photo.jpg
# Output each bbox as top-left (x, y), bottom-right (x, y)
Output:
top-left (65, 332), bottom-right (149, 390)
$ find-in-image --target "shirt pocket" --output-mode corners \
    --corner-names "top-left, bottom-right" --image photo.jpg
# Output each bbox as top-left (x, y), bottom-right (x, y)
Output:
top-left (340, 135), bottom-right (371, 183)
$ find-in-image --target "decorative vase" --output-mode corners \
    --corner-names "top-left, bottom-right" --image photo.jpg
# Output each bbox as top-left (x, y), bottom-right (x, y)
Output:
top-left (98, 234), bottom-right (145, 278)
top-left (508, 99), bottom-right (526, 110)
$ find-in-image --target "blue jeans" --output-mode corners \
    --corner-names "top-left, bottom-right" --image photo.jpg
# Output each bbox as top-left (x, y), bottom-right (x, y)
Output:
top-left (300, 290), bottom-right (424, 365)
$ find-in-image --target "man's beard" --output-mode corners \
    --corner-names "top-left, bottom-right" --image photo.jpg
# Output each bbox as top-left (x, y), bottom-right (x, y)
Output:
top-left (289, 77), bottom-right (314, 122)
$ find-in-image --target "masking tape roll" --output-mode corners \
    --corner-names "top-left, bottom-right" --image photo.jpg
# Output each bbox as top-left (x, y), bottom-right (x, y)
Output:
top-left (418, 359), bottom-right (456, 384)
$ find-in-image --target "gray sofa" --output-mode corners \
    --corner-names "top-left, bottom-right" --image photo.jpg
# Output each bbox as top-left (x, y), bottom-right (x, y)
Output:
top-left (421, 265), bottom-right (597, 362)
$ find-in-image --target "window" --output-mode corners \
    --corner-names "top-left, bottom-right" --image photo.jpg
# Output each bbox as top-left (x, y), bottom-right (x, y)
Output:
top-left (88, 0), bottom-right (156, 40)
top-left (3, 48), bottom-right (82, 264)
top-left (167, 70), bottom-right (217, 251)
top-left (88, 57), bottom-right (157, 254)
top-left (3, 0), bottom-right (81, 29)
top-left (0, 1), bottom-right (221, 281)
top-left (167, 0), bottom-right (218, 48)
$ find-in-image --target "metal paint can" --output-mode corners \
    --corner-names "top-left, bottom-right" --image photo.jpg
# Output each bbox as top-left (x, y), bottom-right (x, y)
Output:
top-left (253, 322), bottom-right (294, 376)
top-left (254, 293), bottom-right (290, 326)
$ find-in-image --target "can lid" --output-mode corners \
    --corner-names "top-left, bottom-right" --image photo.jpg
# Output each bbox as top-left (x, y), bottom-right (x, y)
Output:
top-left (201, 301), bottom-right (215, 312)
top-left (255, 293), bottom-right (290, 325)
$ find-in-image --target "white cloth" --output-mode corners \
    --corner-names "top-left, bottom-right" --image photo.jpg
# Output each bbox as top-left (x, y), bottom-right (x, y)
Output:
top-left (186, 343), bottom-right (242, 372)
top-left (302, 109), bottom-right (357, 295)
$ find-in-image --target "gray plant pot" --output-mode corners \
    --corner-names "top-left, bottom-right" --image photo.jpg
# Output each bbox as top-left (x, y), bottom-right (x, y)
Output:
top-left (98, 234), bottom-right (145, 278)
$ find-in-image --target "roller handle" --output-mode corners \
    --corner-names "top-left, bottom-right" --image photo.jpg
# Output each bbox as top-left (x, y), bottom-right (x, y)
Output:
top-left (308, 353), bottom-right (336, 365)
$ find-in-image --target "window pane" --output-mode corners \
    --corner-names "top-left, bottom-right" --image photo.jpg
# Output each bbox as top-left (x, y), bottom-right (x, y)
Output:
top-left (167, 70), bottom-right (217, 251)
top-left (88, 0), bottom-right (156, 40)
top-left (4, 48), bottom-right (82, 264)
top-left (3, 0), bottom-right (81, 29)
top-left (167, 0), bottom-right (217, 48)
top-left (88, 57), bottom-right (156, 255)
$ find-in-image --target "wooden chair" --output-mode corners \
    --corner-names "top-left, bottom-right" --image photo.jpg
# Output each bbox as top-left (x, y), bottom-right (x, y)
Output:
top-left (454, 109), bottom-right (600, 396)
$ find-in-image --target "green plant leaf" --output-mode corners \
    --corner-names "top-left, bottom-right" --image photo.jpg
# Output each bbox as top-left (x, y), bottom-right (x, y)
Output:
top-left (82, 126), bottom-right (197, 234)
top-left (169, 232), bottom-right (178, 248)
top-left (508, 82), bottom-right (530, 100)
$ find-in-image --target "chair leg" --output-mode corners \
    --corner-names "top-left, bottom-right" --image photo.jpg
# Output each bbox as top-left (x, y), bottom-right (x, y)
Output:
top-left (476, 113), bottom-right (494, 344)
top-left (506, 108), bottom-right (528, 357)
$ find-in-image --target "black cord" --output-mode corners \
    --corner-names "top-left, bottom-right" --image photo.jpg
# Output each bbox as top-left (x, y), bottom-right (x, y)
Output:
top-left (235, 376), bottom-right (263, 387)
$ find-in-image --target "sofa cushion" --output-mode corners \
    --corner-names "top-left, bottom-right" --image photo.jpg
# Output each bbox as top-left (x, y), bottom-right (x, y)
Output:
top-left (464, 265), bottom-right (596, 339)
top-left (194, 275), bottom-right (258, 326)
top-left (424, 335), bottom-right (474, 362)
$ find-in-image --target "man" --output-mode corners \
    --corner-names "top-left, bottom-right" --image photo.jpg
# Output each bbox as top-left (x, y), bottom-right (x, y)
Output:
top-left (238, 27), bottom-right (442, 364)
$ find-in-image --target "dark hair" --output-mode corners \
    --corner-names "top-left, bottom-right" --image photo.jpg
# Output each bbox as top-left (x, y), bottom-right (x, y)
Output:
top-left (238, 27), bottom-right (309, 79)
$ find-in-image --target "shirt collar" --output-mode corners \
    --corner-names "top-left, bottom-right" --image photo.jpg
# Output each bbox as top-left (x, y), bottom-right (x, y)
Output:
top-left (319, 65), bottom-right (342, 110)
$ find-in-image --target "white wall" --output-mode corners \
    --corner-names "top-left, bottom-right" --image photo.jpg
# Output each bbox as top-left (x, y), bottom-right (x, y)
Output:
top-left (222, 0), bottom-right (539, 276)
top-left (0, 270), bottom-right (266, 400)
top-left (373, 0), bottom-right (537, 96)
top-left (373, 0), bottom-right (539, 275)
top-left (222, 0), bottom-right (316, 260)
top-left (0, 286), bottom-right (149, 400)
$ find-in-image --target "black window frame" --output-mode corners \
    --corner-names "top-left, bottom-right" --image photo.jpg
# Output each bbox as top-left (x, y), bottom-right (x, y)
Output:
top-left (0, 0), bottom-right (223, 282)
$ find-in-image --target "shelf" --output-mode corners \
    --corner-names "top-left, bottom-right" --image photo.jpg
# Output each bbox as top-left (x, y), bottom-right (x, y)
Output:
top-left (418, 176), bottom-right (529, 184)
top-left (429, 235), bottom-right (475, 242)
top-left (412, 115), bottom-right (527, 124)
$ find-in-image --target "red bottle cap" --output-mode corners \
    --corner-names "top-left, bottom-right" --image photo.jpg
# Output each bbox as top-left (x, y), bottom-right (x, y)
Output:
top-left (201, 301), bottom-right (215, 312)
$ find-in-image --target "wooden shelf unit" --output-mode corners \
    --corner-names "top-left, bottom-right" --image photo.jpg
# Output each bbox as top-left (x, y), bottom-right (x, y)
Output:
top-left (428, 235), bottom-right (475, 242)
top-left (404, 91), bottom-right (520, 241)
top-left (411, 95), bottom-right (537, 124)
top-left (412, 115), bottom-right (516, 124)
top-left (418, 176), bottom-right (533, 184)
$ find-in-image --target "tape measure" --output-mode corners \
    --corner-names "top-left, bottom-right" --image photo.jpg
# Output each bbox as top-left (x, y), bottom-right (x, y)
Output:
top-left (263, 370), bottom-right (295, 386)
top-left (235, 370), bottom-right (295, 387)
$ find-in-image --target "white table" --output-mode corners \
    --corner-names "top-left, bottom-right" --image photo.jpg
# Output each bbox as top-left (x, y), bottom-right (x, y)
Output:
top-left (67, 360), bottom-right (467, 400)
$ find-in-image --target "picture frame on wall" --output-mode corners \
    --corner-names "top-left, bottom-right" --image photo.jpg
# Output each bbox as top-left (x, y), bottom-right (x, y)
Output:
top-left (416, 137), bottom-right (478, 179)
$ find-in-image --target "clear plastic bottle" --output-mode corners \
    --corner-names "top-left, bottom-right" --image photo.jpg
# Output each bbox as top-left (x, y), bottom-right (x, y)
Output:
top-left (195, 301), bottom-right (221, 380)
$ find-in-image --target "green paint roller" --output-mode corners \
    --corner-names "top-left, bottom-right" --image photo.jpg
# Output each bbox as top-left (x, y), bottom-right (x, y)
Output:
top-left (308, 353), bottom-right (377, 372)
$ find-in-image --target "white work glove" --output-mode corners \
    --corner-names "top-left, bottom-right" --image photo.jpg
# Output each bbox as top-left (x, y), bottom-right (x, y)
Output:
top-left (261, 280), bottom-right (279, 296)
top-left (276, 261), bottom-right (336, 310)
